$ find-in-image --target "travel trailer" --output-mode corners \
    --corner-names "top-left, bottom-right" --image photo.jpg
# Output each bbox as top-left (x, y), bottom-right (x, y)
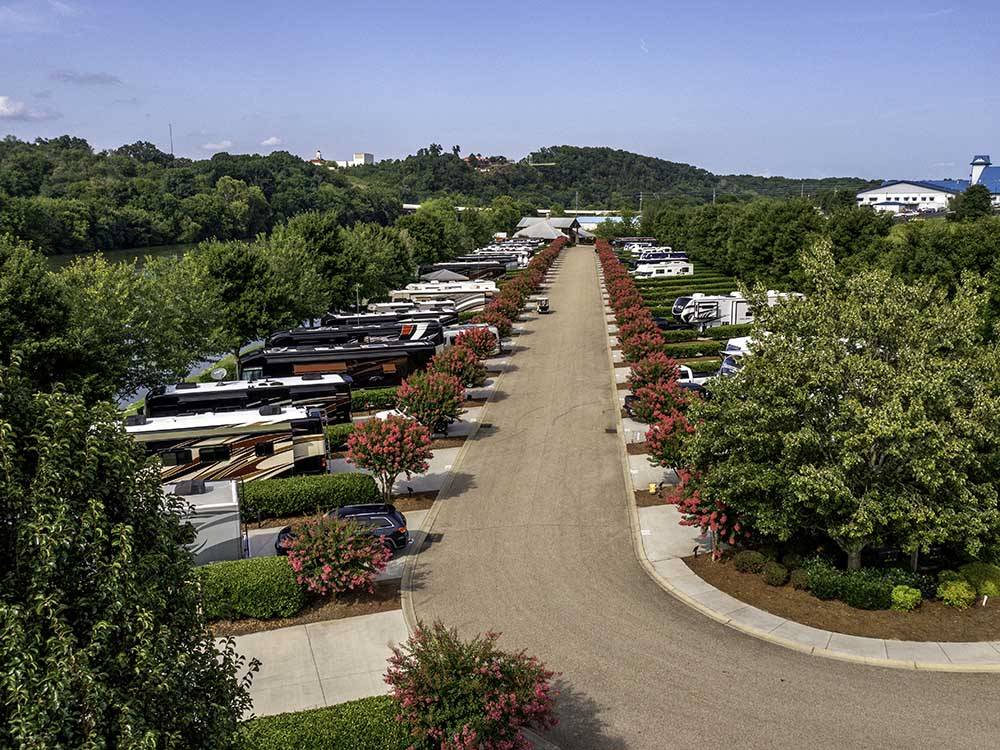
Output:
top-left (126, 405), bottom-right (326, 483)
top-left (442, 323), bottom-right (502, 355)
top-left (390, 280), bottom-right (497, 313)
top-left (671, 291), bottom-right (800, 331)
top-left (239, 339), bottom-right (440, 388)
top-left (144, 374), bottom-right (352, 424)
top-left (321, 303), bottom-right (458, 328)
top-left (635, 249), bottom-right (689, 263)
top-left (632, 261), bottom-right (694, 279)
top-left (267, 319), bottom-right (445, 349)
top-left (423, 261), bottom-right (508, 279)
top-left (167, 479), bottom-right (245, 565)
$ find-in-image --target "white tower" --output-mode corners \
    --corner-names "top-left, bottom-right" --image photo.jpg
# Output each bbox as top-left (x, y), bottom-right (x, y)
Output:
top-left (970, 155), bottom-right (990, 185)
top-left (314, 149), bottom-right (323, 161)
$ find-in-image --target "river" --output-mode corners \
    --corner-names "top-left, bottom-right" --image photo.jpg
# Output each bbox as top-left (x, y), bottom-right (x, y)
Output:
top-left (45, 243), bottom-right (197, 270)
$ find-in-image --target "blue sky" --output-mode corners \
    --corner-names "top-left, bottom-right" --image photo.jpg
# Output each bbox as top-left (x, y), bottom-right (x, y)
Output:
top-left (1, 0), bottom-right (997, 179)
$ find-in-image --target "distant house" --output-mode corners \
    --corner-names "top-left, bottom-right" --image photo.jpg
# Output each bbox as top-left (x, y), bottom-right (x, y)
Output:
top-left (856, 155), bottom-right (1000, 213)
top-left (514, 216), bottom-right (579, 242)
top-left (334, 152), bottom-right (375, 169)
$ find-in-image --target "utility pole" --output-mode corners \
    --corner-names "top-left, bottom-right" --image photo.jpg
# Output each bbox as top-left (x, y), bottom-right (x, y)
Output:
top-left (168, 123), bottom-right (174, 156)
top-left (800, 179), bottom-right (805, 198)
top-left (712, 187), bottom-right (716, 204)
top-left (355, 283), bottom-right (361, 313)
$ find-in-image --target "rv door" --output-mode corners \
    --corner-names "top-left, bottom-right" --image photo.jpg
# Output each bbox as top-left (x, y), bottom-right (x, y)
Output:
top-left (732, 301), bottom-right (753, 325)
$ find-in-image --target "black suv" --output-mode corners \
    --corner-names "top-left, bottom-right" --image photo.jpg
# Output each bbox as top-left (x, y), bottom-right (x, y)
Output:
top-left (274, 503), bottom-right (410, 555)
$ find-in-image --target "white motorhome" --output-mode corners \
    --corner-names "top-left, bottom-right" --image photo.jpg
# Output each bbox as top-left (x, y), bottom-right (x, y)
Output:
top-left (390, 280), bottom-right (497, 313)
top-left (443, 323), bottom-right (502, 355)
top-left (671, 291), bottom-right (799, 331)
top-left (718, 336), bottom-right (754, 377)
top-left (166, 479), bottom-right (245, 565)
top-left (632, 261), bottom-right (694, 279)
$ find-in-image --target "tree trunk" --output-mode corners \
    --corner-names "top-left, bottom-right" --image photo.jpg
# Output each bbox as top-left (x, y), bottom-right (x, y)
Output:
top-left (910, 549), bottom-right (919, 573)
top-left (846, 547), bottom-right (863, 571)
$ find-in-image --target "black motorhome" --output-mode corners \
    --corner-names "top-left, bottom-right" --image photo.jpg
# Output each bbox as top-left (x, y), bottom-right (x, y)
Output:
top-left (144, 373), bottom-right (353, 424)
top-left (267, 319), bottom-right (445, 349)
top-left (239, 339), bottom-right (439, 388)
top-left (321, 307), bottom-right (458, 328)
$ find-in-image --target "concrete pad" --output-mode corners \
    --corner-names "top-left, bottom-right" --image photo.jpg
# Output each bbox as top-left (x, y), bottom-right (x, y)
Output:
top-left (612, 350), bottom-right (624, 364)
top-left (939, 641), bottom-right (1000, 665)
top-left (607, 323), bottom-right (619, 334)
top-left (247, 678), bottom-right (327, 717)
top-left (622, 417), bottom-right (648, 444)
top-left (824, 633), bottom-right (887, 661)
top-left (615, 367), bottom-right (631, 384)
top-left (639, 505), bottom-right (707, 561)
top-left (393, 447), bottom-right (461, 494)
top-left (726, 606), bottom-right (787, 634)
top-left (378, 509), bottom-right (429, 581)
top-left (690, 588), bottom-right (752, 617)
top-left (771, 621), bottom-right (833, 650)
top-left (884, 639), bottom-right (949, 665)
top-left (446, 406), bottom-right (482, 438)
top-left (618, 391), bottom-right (631, 407)
top-left (320, 671), bottom-right (389, 704)
top-left (609, 335), bottom-right (619, 347)
top-left (652, 556), bottom-right (693, 580)
top-left (305, 610), bottom-right (407, 680)
top-left (627, 452), bottom-right (677, 490)
top-left (466, 377), bottom-right (498, 401)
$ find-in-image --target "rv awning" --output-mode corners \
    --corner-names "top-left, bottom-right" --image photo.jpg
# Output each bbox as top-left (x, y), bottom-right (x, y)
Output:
top-left (420, 269), bottom-right (470, 281)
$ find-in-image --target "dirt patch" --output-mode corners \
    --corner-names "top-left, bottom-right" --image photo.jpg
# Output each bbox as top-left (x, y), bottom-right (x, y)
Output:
top-left (431, 436), bottom-right (466, 450)
top-left (614, 361), bottom-right (631, 369)
top-left (627, 441), bottom-right (649, 455)
top-left (209, 579), bottom-right (402, 637)
top-left (617, 382), bottom-right (631, 390)
top-left (635, 489), bottom-right (672, 508)
top-left (685, 555), bottom-right (1000, 642)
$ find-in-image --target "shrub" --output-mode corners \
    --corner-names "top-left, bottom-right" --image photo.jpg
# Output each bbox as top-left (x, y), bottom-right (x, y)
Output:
top-left (430, 345), bottom-right (487, 387)
top-left (630, 379), bottom-right (689, 424)
top-left (781, 552), bottom-right (803, 569)
top-left (286, 517), bottom-right (392, 597)
top-left (397, 371), bottom-right (464, 433)
top-left (626, 352), bottom-right (679, 392)
top-left (645, 410), bottom-right (694, 469)
top-left (196, 557), bottom-right (305, 621)
top-left (732, 550), bottom-right (766, 574)
top-left (839, 569), bottom-right (896, 610)
top-left (620, 331), bottom-right (665, 363)
top-left (325, 422), bottom-right (355, 450)
top-left (454, 326), bottom-right (499, 359)
top-left (239, 695), bottom-right (409, 750)
top-left (802, 559), bottom-right (842, 600)
top-left (789, 568), bottom-right (810, 590)
top-left (890, 585), bottom-right (922, 612)
top-left (762, 561), bottom-right (789, 586)
top-left (241, 474), bottom-right (379, 520)
top-left (472, 309), bottom-right (513, 339)
top-left (958, 561), bottom-right (1000, 597)
top-left (938, 579), bottom-right (977, 609)
top-left (385, 620), bottom-right (558, 750)
top-left (347, 415), bottom-right (432, 503)
top-left (352, 387), bottom-right (399, 413)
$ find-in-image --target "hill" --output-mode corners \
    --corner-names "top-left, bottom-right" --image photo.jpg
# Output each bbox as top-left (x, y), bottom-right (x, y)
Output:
top-left (350, 144), bottom-right (877, 208)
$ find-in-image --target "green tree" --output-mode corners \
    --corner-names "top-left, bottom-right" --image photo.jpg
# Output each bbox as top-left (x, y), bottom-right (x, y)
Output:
top-left (0, 365), bottom-right (255, 747)
top-left (950, 183), bottom-right (994, 222)
top-left (682, 241), bottom-right (1000, 569)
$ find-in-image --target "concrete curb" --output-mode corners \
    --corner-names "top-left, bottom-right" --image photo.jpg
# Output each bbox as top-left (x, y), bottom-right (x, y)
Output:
top-left (595, 259), bottom-right (1000, 674)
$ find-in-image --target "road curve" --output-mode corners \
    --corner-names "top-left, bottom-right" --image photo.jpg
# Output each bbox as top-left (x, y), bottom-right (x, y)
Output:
top-left (408, 247), bottom-right (999, 749)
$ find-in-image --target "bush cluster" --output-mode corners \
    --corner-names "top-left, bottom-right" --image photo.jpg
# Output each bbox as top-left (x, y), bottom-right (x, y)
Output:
top-left (241, 473), bottom-right (380, 520)
top-left (802, 559), bottom-right (933, 610)
top-left (937, 579), bottom-right (977, 609)
top-left (239, 695), bottom-right (409, 750)
top-left (732, 550), bottom-right (766, 574)
top-left (890, 585), bottom-right (922, 612)
top-left (789, 568), bottom-right (810, 590)
top-left (287, 517), bottom-right (392, 597)
top-left (196, 557), bottom-right (305, 621)
top-left (762, 561), bottom-right (789, 586)
top-left (429, 345), bottom-right (486, 387)
top-left (324, 422), bottom-right (355, 449)
top-left (958, 561), bottom-right (1000, 597)
top-left (351, 387), bottom-right (399, 413)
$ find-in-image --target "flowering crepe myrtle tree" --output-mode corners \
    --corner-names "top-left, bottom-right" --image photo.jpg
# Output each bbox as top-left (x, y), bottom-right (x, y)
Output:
top-left (667, 469), bottom-right (750, 560)
top-left (397, 370), bottom-right (465, 433)
top-left (682, 241), bottom-right (1000, 570)
top-left (454, 326), bottom-right (498, 359)
top-left (630, 379), bottom-right (690, 424)
top-left (627, 351), bottom-right (680, 392)
top-left (646, 409), bottom-right (696, 468)
top-left (385, 620), bottom-right (558, 750)
top-left (347, 414), bottom-right (433, 503)
top-left (473, 308), bottom-right (513, 339)
top-left (620, 330), bottom-right (666, 364)
top-left (430, 345), bottom-right (487, 387)
top-left (287, 516), bottom-right (392, 596)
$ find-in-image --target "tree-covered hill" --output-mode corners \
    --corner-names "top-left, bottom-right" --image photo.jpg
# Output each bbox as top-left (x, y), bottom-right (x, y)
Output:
top-left (351, 144), bottom-right (877, 207)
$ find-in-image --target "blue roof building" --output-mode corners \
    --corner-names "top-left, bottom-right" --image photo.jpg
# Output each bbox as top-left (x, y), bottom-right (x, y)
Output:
top-left (856, 155), bottom-right (1000, 213)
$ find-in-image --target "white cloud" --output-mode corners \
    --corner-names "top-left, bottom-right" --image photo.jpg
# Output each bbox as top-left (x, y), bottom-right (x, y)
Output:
top-left (52, 69), bottom-right (121, 85)
top-left (202, 139), bottom-right (234, 151)
top-left (260, 135), bottom-right (282, 146)
top-left (0, 95), bottom-right (60, 120)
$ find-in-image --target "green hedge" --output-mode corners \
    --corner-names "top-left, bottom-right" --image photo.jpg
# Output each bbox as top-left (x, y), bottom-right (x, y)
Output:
top-left (240, 696), bottom-right (409, 750)
top-left (662, 341), bottom-right (722, 359)
top-left (325, 422), bottom-right (356, 449)
top-left (352, 387), bottom-right (398, 413)
top-left (196, 557), bottom-right (305, 621)
top-left (458, 310), bottom-right (479, 323)
top-left (803, 559), bottom-right (934, 610)
top-left (242, 474), bottom-right (380, 520)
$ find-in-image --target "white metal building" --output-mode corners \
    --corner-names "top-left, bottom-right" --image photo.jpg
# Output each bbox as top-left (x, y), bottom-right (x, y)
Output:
top-left (856, 155), bottom-right (1000, 213)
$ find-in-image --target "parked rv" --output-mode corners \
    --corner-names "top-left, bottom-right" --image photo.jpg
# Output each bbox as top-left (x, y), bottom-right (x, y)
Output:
top-left (632, 261), bottom-right (694, 279)
top-left (126, 405), bottom-right (326, 483)
top-left (267, 319), bottom-right (445, 349)
top-left (167, 479), bottom-right (245, 565)
top-left (322, 303), bottom-right (458, 328)
top-left (671, 291), bottom-right (799, 331)
top-left (719, 336), bottom-right (753, 377)
top-left (390, 280), bottom-right (497, 313)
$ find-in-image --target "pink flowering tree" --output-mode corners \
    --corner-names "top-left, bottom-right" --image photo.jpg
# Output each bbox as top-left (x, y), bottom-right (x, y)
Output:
top-left (385, 620), bottom-right (559, 750)
top-left (620, 331), bottom-right (665, 363)
top-left (473, 309), bottom-right (513, 339)
top-left (454, 326), bottom-right (499, 359)
top-left (397, 371), bottom-right (465, 434)
top-left (347, 415), bottom-right (432, 503)
top-left (430, 345), bottom-right (487, 387)
top-left (286, 517), bottom-right (392, 596)
top-left (645, 409), bottom-right (696, 467)
top-left (627, 352), bottom-right (680, 392)
top-left (667, 469), bottom-right (750, 560)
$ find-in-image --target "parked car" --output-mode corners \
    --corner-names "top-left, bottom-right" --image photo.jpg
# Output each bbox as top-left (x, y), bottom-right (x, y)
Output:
top-left (274, 503), bottom-right (410, 555)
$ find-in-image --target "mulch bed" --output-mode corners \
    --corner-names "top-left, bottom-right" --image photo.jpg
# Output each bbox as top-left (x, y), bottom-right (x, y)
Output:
top-left (635, 488), bottom-right (672, 508)
top-left (617, 382), bottom-right (631, 391)
top-left (247, 492), bottom-right (438, 530)
top-left (614, 362), bottom-right (630, 369)
top-left (210, 580), bottom-right (402, 637)
top-left (626, 441), bottom-right (649, 455)
top-left (685, 555), bottom-right (1000, 642)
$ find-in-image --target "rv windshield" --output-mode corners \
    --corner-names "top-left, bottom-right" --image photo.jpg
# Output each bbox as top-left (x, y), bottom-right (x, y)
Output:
top-left (672, 297), bottom-right (691, 317)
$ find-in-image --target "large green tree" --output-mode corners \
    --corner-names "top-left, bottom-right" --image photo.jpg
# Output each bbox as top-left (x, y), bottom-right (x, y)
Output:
top-left (0, 365), bottom-right (255, 747)
top-left (683, 242), bottom-right (1000, 569)
top-left (950, 183), bottom-right (994, 222)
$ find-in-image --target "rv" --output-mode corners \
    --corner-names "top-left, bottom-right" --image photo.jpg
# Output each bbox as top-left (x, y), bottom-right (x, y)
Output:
top-left (168, 479), bottom-right (245, 565)
top-left (719, 337), bottom-right (754, 377)
top-left (632, 261), bottom-right (694, 279)
top-left (268, 319), bottom-right (445, 349)
top-left (422, 261), bottom-right (508, 279)
top-left (144, 374), bottom-right (352, 424)
top-left (321, 304), bottom-right (458, 328)
top-left (390, 280), bottom-right (497, 313)
top-left (671, 291), bottom-right (799, 331)
top-left (635, 249), bottom-right (688, 263)
top-left (239, 339), bottom-right (440, 388)
top-left (126, 405), bottom-right (326, 483)
top-left (442, 323), bottom-right (502, 355)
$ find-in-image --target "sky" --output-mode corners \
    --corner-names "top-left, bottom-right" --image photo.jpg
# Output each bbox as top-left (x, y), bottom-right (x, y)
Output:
top-left (1, 0), bottom-right (998, 179)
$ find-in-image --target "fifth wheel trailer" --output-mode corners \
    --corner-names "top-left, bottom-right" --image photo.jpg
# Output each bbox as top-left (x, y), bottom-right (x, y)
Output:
top-left (671, 291), bottom-right (800, 331)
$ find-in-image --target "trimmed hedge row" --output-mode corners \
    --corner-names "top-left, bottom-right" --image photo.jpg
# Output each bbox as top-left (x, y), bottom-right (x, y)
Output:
top-left (242, 473), bottom-right (380, 520)
top-left (352, 387), bottom-right (398, 412)
top-left (196, 557), bottom-right (305, 620)
top-left (803, 559), bottom-right (934, 610)
top-left (659, 324), bottom-right (753, 343)
top-left (636, 276), bottom-right (734, 289)
top-left (641, 285), bottom-right (738, 301)
top-left (239, 696), bottom-right (409, 750)
top-left (324, 422), bottom-right (356, 449)
top-left (662, 341), bottom-right (723, 359)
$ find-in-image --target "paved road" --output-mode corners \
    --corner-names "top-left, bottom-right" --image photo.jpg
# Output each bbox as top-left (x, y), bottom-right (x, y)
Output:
top-left (409, 247), bottom-right (999, 749)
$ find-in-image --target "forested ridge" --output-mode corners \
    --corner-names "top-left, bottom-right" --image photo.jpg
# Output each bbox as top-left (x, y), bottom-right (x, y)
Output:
top-left (0, 136), bottom-right (876, 255)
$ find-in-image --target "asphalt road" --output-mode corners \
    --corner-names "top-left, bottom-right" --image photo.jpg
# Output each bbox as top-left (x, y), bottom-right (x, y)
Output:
top-left (408, 247), bottom-right (999, 749)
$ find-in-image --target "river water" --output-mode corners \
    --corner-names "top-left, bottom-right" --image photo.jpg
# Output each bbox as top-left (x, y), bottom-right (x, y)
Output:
top-left (45, 243), bottom-right (197, 270)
